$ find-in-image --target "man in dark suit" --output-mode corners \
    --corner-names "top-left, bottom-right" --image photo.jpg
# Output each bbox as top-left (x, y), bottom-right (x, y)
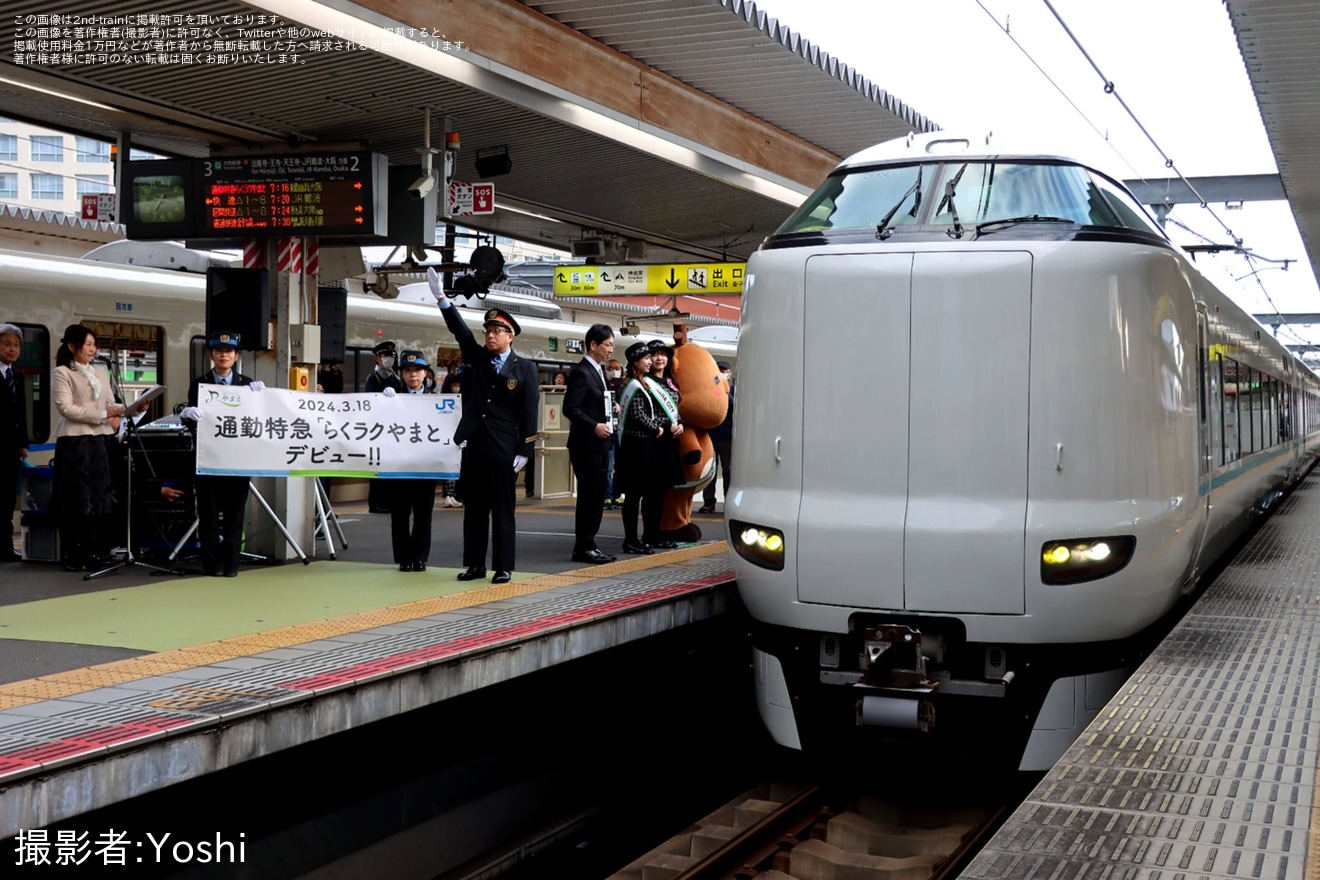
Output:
top-left (427, 268), bottom-right (539, 585)
top-left (179, 331), bottom-right (264, 577)
top-left (564, 323), bottom-right (617, 564)
top-left (0, 323), bottom-right (29, 562)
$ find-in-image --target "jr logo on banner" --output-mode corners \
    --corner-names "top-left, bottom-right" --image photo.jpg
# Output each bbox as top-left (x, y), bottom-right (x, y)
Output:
top-left (194, 388), bottom-right (462, 478)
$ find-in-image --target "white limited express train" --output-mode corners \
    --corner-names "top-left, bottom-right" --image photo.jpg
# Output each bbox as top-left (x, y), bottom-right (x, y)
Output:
top-left (728, 131), bottom-right (1320, 770)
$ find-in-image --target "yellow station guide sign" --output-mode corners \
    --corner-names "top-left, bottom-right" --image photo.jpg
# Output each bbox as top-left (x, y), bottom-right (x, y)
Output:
top-left (552, 263), bottom-right (746, 296)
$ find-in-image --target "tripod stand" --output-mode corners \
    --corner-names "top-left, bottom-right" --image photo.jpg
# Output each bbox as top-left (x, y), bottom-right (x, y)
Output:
top-left (86, 384), bottom-right (182, 581)
top-left (313, 477), bottom-right (347, 558)
top-left (166, 479), bottom-right (310, 567)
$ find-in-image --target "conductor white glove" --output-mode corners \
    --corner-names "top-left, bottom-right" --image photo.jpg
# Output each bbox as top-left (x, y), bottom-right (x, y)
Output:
top-left (381, 386), bottom-right (397, 398)
top-left (249, 380), bottom-right (266, 392)
top-left (180, 406), bottom-right (203, 422)
top-left (426, 267), bottom-right (449, 305)
top-left (513, 455), bottom-right (528, 474)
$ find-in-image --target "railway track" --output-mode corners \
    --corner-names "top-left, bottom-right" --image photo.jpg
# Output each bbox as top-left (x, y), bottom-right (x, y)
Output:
top-left (606, 777), bottom-right (1019, 880)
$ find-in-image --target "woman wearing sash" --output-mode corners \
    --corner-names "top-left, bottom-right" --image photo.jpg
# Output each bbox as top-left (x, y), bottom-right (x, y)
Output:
top-left (616, 342), bottom-right (684, 555)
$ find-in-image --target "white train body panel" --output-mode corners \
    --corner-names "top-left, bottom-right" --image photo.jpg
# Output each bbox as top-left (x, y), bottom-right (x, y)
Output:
top-left (731, 132), bottom-right (1320, 764)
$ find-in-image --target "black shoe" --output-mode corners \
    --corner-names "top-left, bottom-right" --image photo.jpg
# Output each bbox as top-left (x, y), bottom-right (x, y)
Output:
top-left (622, 540), bottom-right (654, 555)
top-left (457, 566), bottom-right (486, 581)
top-left (414, 562), bottom-right (427, 572)
top-left (63, 561), bottom-right (84, 572)
top-left (3, 551), bottom-right (22, 563)
top-left (399, 562), bottom-right (415, 572)
top-left (224, 568), bottom-right (239, 577)
top-left (369, 506), bottom-right (391, 514)
top-left (572, 549), bottom-right (616, 565)
top-left (491, 570), bottom-right (512, 584)
top-left (646, 538), bottom-right (679, 550)
top-left (698, 504), bottom-right (716, 514)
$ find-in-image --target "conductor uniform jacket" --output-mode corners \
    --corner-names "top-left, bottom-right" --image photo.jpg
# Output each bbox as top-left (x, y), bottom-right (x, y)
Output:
top-left (441, 306), bottom-right (539, 461)
top-left (441, 304), bottom-right (539, 573)
top-left (188, 369), bottom-right (254, 576)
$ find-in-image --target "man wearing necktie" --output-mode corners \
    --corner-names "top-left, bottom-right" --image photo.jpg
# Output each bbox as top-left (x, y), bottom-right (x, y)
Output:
top-left (427, 268), bottom-right (539, 585)
top-left (181, 331), bottom-right (264, 577)
top-left (564, 323), bottom-right (618, 565)
top-left (0, 323), bottom-right (29, 562)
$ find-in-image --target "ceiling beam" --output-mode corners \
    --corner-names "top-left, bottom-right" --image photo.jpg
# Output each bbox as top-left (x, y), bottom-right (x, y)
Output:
top-left (1124, 174), bottom-right (1285, 206)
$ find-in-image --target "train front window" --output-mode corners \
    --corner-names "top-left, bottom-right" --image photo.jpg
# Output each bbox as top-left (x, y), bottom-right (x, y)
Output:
top-left (777, 164), bottom-right (931, 234)
top-left (930, 162), bottom-right (1115, 229)
top-left (778, 160), bottom-right (1164, 238)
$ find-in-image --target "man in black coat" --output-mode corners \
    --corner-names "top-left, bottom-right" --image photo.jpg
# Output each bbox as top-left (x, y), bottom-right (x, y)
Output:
top-left (180, 331), bottom-right (264, 577)
top-left (427, 268), bottom-right (539, 585)
top-left (564, 323), bottom-right (618, 564)
top-left (0, 323), bottom-right (28, 562)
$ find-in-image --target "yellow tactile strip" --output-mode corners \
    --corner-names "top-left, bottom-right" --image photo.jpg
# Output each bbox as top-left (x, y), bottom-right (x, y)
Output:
top-left (0, 543), bottom-right (730, 710)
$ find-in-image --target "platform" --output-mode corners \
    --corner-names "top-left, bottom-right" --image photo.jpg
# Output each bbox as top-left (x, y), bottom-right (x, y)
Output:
top-left (964, 472), bottom-right (1320, 879)
top-left (0, 497), bottom-right (736, 839)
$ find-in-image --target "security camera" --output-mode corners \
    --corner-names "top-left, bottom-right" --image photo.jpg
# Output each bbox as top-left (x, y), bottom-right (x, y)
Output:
top-left (408, 171), bottom-right (436, 201)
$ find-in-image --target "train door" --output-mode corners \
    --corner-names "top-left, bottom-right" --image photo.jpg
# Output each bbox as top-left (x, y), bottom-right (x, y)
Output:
top-left (903, 251), bottom-right (1030, 614)
top-left (1185, 305), bottom-right (1212, 588)
top-left (796, 250), bottom-right (1030, 615)
top-left (797, 253), bottom-right (911, 610)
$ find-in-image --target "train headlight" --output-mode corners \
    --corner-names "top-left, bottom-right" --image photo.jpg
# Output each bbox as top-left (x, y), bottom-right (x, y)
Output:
top-left (1040, 536), bottom-right (1135, 584)
top-left (730, 520), bottom-right (785, 571)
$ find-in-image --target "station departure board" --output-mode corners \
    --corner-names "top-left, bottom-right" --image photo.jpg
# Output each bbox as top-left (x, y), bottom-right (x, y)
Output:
top-left (122, 152), bottom-right (389, 241)
top-left (199, 153), bottom-right (386, 236)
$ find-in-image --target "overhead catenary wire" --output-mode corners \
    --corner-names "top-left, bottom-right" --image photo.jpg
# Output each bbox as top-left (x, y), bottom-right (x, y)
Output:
top-left (973, 1), bottom-right (1146, 182)
top-left (1040, 0), bottom-right (1242, 247)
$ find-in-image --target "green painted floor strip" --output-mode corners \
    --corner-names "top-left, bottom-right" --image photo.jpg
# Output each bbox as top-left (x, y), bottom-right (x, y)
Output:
top-left (0, 562), bottom-right (543, 652)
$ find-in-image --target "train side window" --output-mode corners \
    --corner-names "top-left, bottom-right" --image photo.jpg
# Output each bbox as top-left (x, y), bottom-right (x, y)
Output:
top-left (347, 347), bottom-right (374, 392)
top-left (12, 323), bottom-right (50, 444)
top-left (189, 335), bottom-right (207, 381)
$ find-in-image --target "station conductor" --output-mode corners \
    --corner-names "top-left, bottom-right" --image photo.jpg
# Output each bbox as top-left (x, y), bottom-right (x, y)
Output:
top-left (426, 267), bottom-right (539, 585)
top-left (180, 331), bottom-right (265, 577)
top-left (0, 323), bottom-right (28, 562)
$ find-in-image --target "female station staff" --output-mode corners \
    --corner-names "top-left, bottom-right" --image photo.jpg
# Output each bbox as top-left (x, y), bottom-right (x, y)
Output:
top-left (380, 350), bottom-right (438, 571)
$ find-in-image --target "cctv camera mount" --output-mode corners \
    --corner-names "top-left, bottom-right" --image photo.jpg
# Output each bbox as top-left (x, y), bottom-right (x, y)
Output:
top-left (412, 105), bottom-right (441, 201)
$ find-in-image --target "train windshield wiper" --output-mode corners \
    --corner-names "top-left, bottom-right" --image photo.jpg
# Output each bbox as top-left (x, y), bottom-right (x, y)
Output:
top-left (874, 166), bottom-right (922, 239)
top-left (975, 215), bottom-right (1078, 235)
top-left (935, 163), bottom-right (968, 239)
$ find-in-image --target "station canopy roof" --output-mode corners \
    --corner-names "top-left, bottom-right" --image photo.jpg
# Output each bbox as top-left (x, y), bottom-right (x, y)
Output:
top-left (0, 0), bottom-right (936, 263)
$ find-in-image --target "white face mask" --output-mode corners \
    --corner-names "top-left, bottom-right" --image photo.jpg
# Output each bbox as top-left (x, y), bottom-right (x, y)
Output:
top-left (607, 369), bottom-right (622, 379)
top-left (380, 356), bottom-right (394, 369)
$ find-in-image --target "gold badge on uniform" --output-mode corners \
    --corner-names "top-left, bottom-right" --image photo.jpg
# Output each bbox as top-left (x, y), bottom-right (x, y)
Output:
top-left (507, 378), bottom-right (518, 390)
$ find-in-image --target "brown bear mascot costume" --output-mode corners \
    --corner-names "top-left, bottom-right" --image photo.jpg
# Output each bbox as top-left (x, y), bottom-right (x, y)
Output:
top-left (660, 324), bottom-right (730, 543)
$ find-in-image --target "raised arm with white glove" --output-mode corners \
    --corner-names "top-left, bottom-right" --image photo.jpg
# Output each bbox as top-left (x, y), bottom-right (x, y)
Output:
top-left (426, 267), bottom-right (449, 307)
top-left (180, 406), bottom-right (203, 422)
top-left (381, 386), bottom-right (396, 398)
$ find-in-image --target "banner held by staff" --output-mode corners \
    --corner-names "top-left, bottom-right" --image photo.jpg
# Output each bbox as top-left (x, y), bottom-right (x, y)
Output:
top-left (194, 387), bottom-right (461, 478)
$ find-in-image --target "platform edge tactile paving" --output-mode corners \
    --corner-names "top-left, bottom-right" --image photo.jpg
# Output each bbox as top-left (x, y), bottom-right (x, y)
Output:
top-left (0, 548), bottom-right (736, 837)
top-left (963, 473), bottom-right (1320, 880)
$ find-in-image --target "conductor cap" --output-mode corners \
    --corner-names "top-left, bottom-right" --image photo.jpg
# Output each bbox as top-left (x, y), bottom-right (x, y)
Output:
top-left (483, 308), bottom-right (521, 336)
top-left (372, 340), bottom-right (397, 356)
top-left (207, 331), bottom-right (240, 350)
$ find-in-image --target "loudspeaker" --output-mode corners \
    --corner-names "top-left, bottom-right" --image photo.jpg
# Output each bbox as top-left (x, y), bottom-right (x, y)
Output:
top-left (206, 267), bottom-right (270, 350)
top-left (318, 285), bottom-right (347, 364)
top-left (474, 150), bottom-right (512, 178)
